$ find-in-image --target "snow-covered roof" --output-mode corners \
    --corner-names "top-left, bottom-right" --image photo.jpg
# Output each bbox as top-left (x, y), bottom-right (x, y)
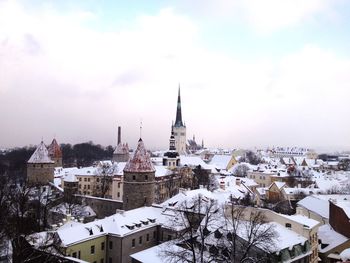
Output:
top-left (272, 181), bottom-right (286, 190)
top-left (114, 143), bottom-right (129, 155)
top-left (130, 243), bottom-right (172, 263)
top-left (124, 139), bottom-right (155, 173)
top-left (297, 196), bottom-right (329, 219)
top-left (318, 224), bottom-right (349, 253)
top-left (340, 248), bottom-right (350, 262)
top-left (57, 206), bottom-right (180, 246)
top-left (208, 155), bottom-right (233, 170)
top-left (154, 165), bottom-right (172, 177)
top-left (180, 155), bottom-right (212, 169)
top-left (28, 141), bottom-right (54, 164)
top-left (279, 214), bottom-right (320, 229)
top-left (63, 173), bottom-right (78, 182)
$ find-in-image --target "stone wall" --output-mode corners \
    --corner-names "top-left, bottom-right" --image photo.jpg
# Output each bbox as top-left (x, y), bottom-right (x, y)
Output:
top-left (27, 163), bottom-right (54, 185)
top-left (123, 171), bottom-right (155, 211)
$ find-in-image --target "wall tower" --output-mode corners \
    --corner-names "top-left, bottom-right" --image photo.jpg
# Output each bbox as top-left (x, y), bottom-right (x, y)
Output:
top-left (123, 138), bottom-right (155, 211)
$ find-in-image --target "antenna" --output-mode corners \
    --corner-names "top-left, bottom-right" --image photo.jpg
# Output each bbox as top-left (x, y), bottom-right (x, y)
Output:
top-left (140, 119), bottom-right (143, 139)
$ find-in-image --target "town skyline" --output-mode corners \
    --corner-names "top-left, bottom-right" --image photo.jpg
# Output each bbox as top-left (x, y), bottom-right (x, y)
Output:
top-left (1, 0), bottom-right (350, 151)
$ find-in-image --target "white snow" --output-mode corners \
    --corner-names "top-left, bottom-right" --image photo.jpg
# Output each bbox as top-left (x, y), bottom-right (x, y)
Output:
top-left (28, 141), bottom-right (54, 163)
top-left (340, 248), bottom-right (350, 262)
top-left (318, 224), bottom-right (349, 253)
top-left (297, 196), bottom-right (329, 219)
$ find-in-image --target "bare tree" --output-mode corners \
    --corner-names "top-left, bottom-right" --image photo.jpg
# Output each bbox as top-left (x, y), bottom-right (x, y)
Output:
top-left (161, 196), bottom-right (277, 263)
top-left (94, 163), bottom-right (116, 198)
top-left (231, 164), bottom-right (250, 177)
top-left (161, 194), bottom-right (220, 263)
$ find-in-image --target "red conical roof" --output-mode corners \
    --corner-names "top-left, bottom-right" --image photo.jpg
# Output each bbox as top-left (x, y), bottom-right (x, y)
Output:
top-left (48, 138), bottom-right (62, 158)
top-left (123, 139), bottom-right (155, 173)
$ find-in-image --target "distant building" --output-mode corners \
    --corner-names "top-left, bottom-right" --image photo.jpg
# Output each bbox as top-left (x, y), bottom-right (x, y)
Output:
top-left (27, 141), bottom-right (55, 185)
top-left (113, 126), bottom-right (130, 162)
top-left (172, 87), bottom-right (186, 154)
top-left (47, 138), bottom-right (63, 167)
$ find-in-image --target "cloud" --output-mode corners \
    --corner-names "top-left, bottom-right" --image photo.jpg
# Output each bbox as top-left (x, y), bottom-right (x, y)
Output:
top-left (0, 0), bottom-right (349, 151)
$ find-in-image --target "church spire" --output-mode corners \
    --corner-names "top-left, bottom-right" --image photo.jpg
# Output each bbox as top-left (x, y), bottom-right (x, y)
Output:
top-left (174, 85), bottom-right (184, 127)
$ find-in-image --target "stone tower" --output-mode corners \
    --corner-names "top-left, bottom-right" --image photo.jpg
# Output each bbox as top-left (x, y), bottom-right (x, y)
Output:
top-left (113, 126), bottom-right (130, 162)
top-left (47, 138), bottom-right (63, 167)
top-left (163, 126), bottom-right (180, 169)
top-left (123, 138), bottom-right (155, 211)
top-left (172, 86), bottom-right (187, 154)
top-left (27, 141), bottom-right (55, 185)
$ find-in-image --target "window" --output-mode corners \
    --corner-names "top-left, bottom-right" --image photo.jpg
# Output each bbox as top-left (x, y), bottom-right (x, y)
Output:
top-left (146, 234), bottom-right (149, 242)
top-left (88, 185), bottom-right (90, 189)
top-left (109, 241), bottom-right (113, 249)
top-left (168, 235), bottom-right (172, 241)
top-left (132, 239), bottom-right (135, 247)
top-left (118, 183), bottom-right (121, 188)
top-left (139, 236), bottom-right (142, 244)
top-left (97, 178), bottom-right (100, 182)
top-left (72, 252), bottom-right (77, 258)
top-left (88, 178), bottom-right (90, 182)
top-left (117, 192), bottom-right (120, 198)
top-left (145, 175), bottom-right (148, 180)
top-left (91, 245), bottom-right (95, 254)
top-left (84, 178), bottom-right (87, 182)
top-left (84, 185), bottom-right (87, 189)
top-left (79, 178), bottom-right (82, 181)
top-left (109, 258), bottom-right (112, 263)
top-left (285, 223), bottom-right (292, 229)
top-left (101, 242), bottom-right (105, 250)
top-left (132, 175), bottom-right (136, 181)
top-left (100, 259), bottom-right (104, 263)
top-left (78, 251), bottom-right (81, 259)
top-left (93, 261), bottom-right (97, 263)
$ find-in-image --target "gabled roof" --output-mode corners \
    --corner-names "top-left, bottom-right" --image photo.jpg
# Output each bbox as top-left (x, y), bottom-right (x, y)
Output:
top-left (297, 196), bottom-right (329, 219)
top-left (28, 141), bottom-right (54, 164)
top-left (124, 139), bottom-right (155, 173)
top-left (47, 138), bottom-right (62, 158)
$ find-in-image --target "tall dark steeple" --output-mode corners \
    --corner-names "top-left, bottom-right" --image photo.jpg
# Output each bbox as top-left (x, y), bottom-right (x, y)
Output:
top-left (174, 86), bottom-right (184, 127)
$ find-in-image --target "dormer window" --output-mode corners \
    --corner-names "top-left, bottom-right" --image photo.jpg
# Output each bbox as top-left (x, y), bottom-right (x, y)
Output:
top-left (148, 218), bottom-right (156, 223)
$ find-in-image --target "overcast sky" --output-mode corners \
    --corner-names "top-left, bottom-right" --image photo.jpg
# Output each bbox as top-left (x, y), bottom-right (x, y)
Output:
top-left (0, 0), bottom-right (350, 151)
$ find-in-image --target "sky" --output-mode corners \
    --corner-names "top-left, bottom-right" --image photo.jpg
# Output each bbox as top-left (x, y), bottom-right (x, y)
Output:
top-left (0, 0), bottom-right (350, 151)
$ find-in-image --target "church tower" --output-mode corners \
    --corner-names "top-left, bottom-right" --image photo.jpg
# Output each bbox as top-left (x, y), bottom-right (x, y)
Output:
top-left (163, 126), bottom-right (180, 169)
top-left (172, 86), bottom-right (187, 154)
top-left (47, 138), bottom-right (63, 167)
top-left (123, 138), bottom-right (155, 211)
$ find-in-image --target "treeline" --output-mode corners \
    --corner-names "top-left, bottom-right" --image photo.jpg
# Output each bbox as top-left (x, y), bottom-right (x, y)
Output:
top-left (61, 142), bottom-right (114, 167)
top-left (0, 142), bottom-right (115, 177)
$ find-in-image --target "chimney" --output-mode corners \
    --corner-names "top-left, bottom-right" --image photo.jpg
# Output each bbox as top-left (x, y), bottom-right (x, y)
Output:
top-left (118, 126), bottom-right (121, 144)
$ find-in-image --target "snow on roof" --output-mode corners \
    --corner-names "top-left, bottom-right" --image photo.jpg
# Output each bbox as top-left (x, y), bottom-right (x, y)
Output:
top-left (340, 248), bottom-right (350, 262)
top-left (114, 143), bottom-right (129, 155)
top-left (278, 214), bottom-right (320, 229)
top-left (51, 203), bottom-right (96, 218)
top-left (208, 154), bottom-right (233, 170)
top-left (57, 206), bottom-right (179, 246)
top-left (273, 181), bottom-right (286, 190)
top-left (335, 201), bottom-right (350, 219)
top-left (154, 165), bottom-right (172, 177)
top-left (318, 224), bottom-right (349, 253)
top-left (180, 155), bottom-right (212, 169)
top-left (297, 196), bottom-right (329, 219)
top-left (28, 141), bottom-right (54, 164)
top-left (124, 139), bottom-right (155, 173)
top-left (265, 222), bottom-right (308, 251)
top-left (63, 173), bottom-right (78, 182)
top-left (131, 242), bottom-right (185, 263)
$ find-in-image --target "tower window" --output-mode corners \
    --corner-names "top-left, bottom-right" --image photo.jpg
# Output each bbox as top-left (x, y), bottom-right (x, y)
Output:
top-left (132, 239), bottom-right (135, 248)
top-left (132, 175), bottom-right (136, 181)
top-left (145, 175), bottom-right (148, 181)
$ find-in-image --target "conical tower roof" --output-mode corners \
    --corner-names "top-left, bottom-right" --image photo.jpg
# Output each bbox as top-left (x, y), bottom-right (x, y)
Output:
top-left (124, 139), bottom-right (155, 173)
top-left (28, 141), bottom-right (54, 164)
top-left (48, 138), bottom-right (62, 158)
top-left (174, 86), bottom-right (184, 127)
